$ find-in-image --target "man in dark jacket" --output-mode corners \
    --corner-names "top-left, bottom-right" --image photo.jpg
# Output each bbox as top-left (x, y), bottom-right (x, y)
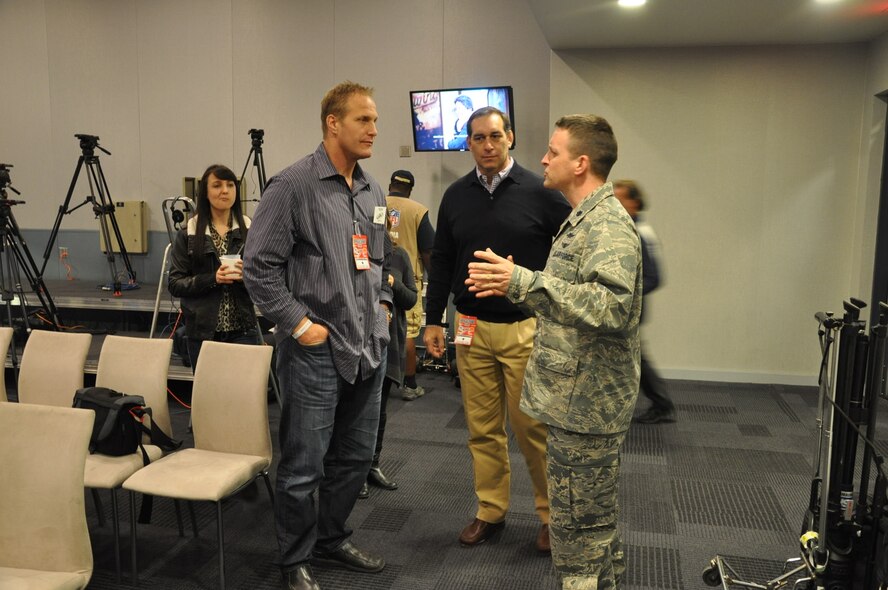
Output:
top-left (614, 180), bottom-right (674, 424)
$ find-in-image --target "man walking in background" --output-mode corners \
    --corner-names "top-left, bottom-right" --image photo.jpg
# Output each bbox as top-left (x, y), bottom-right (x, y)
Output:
top-left (613, 180), bottom-right (674, 425)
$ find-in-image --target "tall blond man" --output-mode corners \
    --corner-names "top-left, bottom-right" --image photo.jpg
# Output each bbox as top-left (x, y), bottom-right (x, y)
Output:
top-left (244, 81), bottom-right (392, 590)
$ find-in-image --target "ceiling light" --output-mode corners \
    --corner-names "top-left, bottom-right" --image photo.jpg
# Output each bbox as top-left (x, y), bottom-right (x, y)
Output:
top-left (618, 0), bottom-right (647, 6)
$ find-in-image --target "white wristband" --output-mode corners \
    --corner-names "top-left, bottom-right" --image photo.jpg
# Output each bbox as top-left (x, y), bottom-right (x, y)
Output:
top-left (293, 319), bottom-right (313, 340)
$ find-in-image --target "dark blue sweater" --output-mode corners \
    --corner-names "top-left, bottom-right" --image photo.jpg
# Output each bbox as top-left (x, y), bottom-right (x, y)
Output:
top-left (426, 162), bottom-right (571, 324)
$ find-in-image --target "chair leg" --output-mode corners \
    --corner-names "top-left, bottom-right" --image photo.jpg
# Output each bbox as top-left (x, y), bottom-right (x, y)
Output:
top-left (173, 499), bottom-right (185, 537)
top-left (129, 490), bottom-right (139, 587)
top-left (91, 488), bottom-right (106, 528)
top-left (110, 488), bottom-right (121, 585)
top-left (261, 472), bottom-right (275, 506)
top-left (216, 501), bottom-right (226, 590)
top-left (188, 501), bottom-right (199, 538)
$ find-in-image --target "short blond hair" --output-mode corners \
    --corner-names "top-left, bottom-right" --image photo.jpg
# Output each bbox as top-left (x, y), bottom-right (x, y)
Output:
top-left (321, 81), bottom-right (374, 136)
top-left (554, 114), bottom-right (617, 180)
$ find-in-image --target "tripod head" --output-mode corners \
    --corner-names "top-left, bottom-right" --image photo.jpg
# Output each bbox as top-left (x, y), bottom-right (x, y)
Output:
top-left (0, 164), bottom-right (21, 197)
top-left (249, 128), bottom-right (265, 150)
top-left (75, 133), bottom-right (111, 158)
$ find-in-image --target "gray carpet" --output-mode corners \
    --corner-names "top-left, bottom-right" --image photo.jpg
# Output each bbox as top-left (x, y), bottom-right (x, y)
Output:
top-left (83, 372), bottom-right (834, 589)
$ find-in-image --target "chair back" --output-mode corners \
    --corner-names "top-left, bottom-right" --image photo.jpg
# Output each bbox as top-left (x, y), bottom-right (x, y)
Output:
top-left (95, 335), bottom-right (175, 438)
top-left (17, 330), bottom-right (91, 407)
top-left (0, 327), bottom-right (13, 402)
top-left (191, 341), bottom-right (272, 462)
top-left (0, 402), bottom-right (94, 578)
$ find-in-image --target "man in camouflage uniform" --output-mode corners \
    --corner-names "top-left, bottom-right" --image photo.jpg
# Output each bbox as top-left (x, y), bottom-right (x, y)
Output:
top-left (467, 114), bottom-right (641, 589)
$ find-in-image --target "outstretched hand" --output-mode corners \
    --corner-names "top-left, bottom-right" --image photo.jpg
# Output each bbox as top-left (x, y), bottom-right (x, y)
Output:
top-left (466, 248), bottom-right (514, 298)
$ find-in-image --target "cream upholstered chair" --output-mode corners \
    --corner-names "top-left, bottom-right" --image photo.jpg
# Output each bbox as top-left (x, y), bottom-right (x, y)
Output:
top-left (0, 402), bottom-right (95, 589)
top-left (17, 330), bottom-right (91, 406)
top-left (0, 326), bottom-right (14, 402)
top-left (85, 335), bottom-right (175, 584)
top-left (123, 340), bottom-right (274, 590)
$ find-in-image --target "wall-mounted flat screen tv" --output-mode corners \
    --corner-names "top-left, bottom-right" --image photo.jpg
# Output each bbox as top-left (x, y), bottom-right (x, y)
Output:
top-left (409, 86), bottom-right (515, 152)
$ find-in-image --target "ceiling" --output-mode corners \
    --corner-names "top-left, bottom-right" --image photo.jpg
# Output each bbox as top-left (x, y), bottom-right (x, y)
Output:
top-left (526, 0), bottom-right (888, 49)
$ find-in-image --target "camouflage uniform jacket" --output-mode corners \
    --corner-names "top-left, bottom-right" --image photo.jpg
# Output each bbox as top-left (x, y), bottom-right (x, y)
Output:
top-left (508, 182), bottom-right (642, 435)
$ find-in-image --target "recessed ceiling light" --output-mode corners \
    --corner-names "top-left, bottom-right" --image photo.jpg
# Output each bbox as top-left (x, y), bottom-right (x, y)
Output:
top-left (618, 0), bottom-right (647, 6)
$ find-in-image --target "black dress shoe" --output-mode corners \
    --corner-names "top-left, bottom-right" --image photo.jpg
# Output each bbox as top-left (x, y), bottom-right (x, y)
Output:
top-left (312, 541), bottom-right (385, 573)
top-left (367, 466), bottom-right (398, 490)
top-left (282, 564), bottom-right (320, 590)
top-left (633, 406), bottom-right (675, 424)
top-left (358, 481), bottom-right (369, 499)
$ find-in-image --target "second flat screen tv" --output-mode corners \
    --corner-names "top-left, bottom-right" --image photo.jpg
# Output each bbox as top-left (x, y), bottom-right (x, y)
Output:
top-left (410, 86), bottom-right (515, 152)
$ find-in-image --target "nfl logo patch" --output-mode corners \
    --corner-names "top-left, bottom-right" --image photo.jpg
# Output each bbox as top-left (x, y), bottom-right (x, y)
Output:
top-left (389, 209), bottom-right (401, 228)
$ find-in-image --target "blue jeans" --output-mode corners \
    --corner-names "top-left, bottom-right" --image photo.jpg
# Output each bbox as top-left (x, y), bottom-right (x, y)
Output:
top-left (275, 337), bottom-right (384, 571)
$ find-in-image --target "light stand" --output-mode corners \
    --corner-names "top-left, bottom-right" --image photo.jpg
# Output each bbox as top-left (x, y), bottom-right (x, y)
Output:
top-left (236, 128), bottom-right (282, 407)
top-left (41, 134), bottom-right (137, 296)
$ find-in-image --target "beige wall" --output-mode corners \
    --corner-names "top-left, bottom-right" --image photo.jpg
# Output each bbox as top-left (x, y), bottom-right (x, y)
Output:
top-left (3, 1), bottom-right (887, 383)
top-left (0, 0), bottom-right (553, 229)
top-left (550, 44), bottom-right (878, 383)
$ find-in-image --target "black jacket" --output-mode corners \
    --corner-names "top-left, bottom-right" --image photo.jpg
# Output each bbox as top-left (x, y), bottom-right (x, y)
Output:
top-left (385, 246), bottom-right (418, 386)
top-left (168, 216), bottom-right (256, 341)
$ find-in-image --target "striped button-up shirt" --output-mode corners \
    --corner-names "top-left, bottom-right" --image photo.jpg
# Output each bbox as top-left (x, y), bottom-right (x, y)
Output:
top-left (243, 143), bottom-right (392, 383)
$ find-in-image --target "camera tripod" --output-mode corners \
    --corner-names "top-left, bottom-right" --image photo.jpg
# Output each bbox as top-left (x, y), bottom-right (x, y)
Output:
top-left (0, 164), bottom-right (61, 375)
top-left (238, 128), bottom-right (268, 193)
top-left (41, 134), bottom-right (137, 296)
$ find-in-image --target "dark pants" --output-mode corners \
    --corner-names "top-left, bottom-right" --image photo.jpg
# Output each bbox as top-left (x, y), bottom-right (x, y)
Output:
top-left (186, 328), bottom-right (260, 372)
top-left (639, 345), bottom-right (672, 411)
top-left (374, 377), bottom-right (395, 461)
top-left (275, 337), bottom-right (384, 571)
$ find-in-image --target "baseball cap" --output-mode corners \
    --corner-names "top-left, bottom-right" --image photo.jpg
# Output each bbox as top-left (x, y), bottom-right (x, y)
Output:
top-left (390, 170), bottom-right (415, 187)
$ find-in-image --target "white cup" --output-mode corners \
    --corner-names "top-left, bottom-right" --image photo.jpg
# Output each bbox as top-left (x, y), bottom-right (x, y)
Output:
top-left (220, 254), bottom-right (241, 268)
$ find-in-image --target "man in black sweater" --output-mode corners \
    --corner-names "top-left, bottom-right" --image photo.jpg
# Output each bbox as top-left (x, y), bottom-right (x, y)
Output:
top-left (424, 107), bottom-right (571, 553)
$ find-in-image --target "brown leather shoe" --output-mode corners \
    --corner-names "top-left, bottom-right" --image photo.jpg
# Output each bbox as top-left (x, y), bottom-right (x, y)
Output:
top-left (536, 523), bottom-right (551, 553)
top-left (459, 518), bottom-right (505, 546)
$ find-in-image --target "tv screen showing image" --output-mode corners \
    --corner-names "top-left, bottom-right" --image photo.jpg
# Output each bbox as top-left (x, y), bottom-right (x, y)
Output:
top-left (409, 86), bottom-right (515, 152)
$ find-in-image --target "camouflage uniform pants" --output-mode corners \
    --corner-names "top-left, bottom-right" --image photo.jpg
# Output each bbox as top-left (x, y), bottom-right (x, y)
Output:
top-left (548, 427), bottom-right (626, 590)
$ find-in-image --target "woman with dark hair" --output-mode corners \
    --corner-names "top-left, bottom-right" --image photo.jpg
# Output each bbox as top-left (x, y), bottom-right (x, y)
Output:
top-left (168, 164), bottom-right (258, 369)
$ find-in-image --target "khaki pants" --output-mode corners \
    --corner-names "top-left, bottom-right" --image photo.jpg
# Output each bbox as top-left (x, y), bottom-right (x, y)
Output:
top-left (454, 314), bottom-right (549, 524)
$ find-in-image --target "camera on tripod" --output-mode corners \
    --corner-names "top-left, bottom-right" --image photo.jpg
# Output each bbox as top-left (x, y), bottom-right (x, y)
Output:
top-left (74, 134), bottom-right (109, 158)
top-left (0, 164), bottom-right (12, 191)
top-left (249, 128), bottom-right (264, 147)
top-left (240, 128), bottom-right (268, 194)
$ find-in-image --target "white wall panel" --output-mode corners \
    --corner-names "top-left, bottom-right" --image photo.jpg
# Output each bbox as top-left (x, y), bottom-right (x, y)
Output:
top-left (44, 0), bottom-right (141, 231)
top-left (136, 0), bottom-right (235, 229)
top-left (550, 45), bottom-right (868, 381)
top-left (0, 0), bottom-right (53, 228)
